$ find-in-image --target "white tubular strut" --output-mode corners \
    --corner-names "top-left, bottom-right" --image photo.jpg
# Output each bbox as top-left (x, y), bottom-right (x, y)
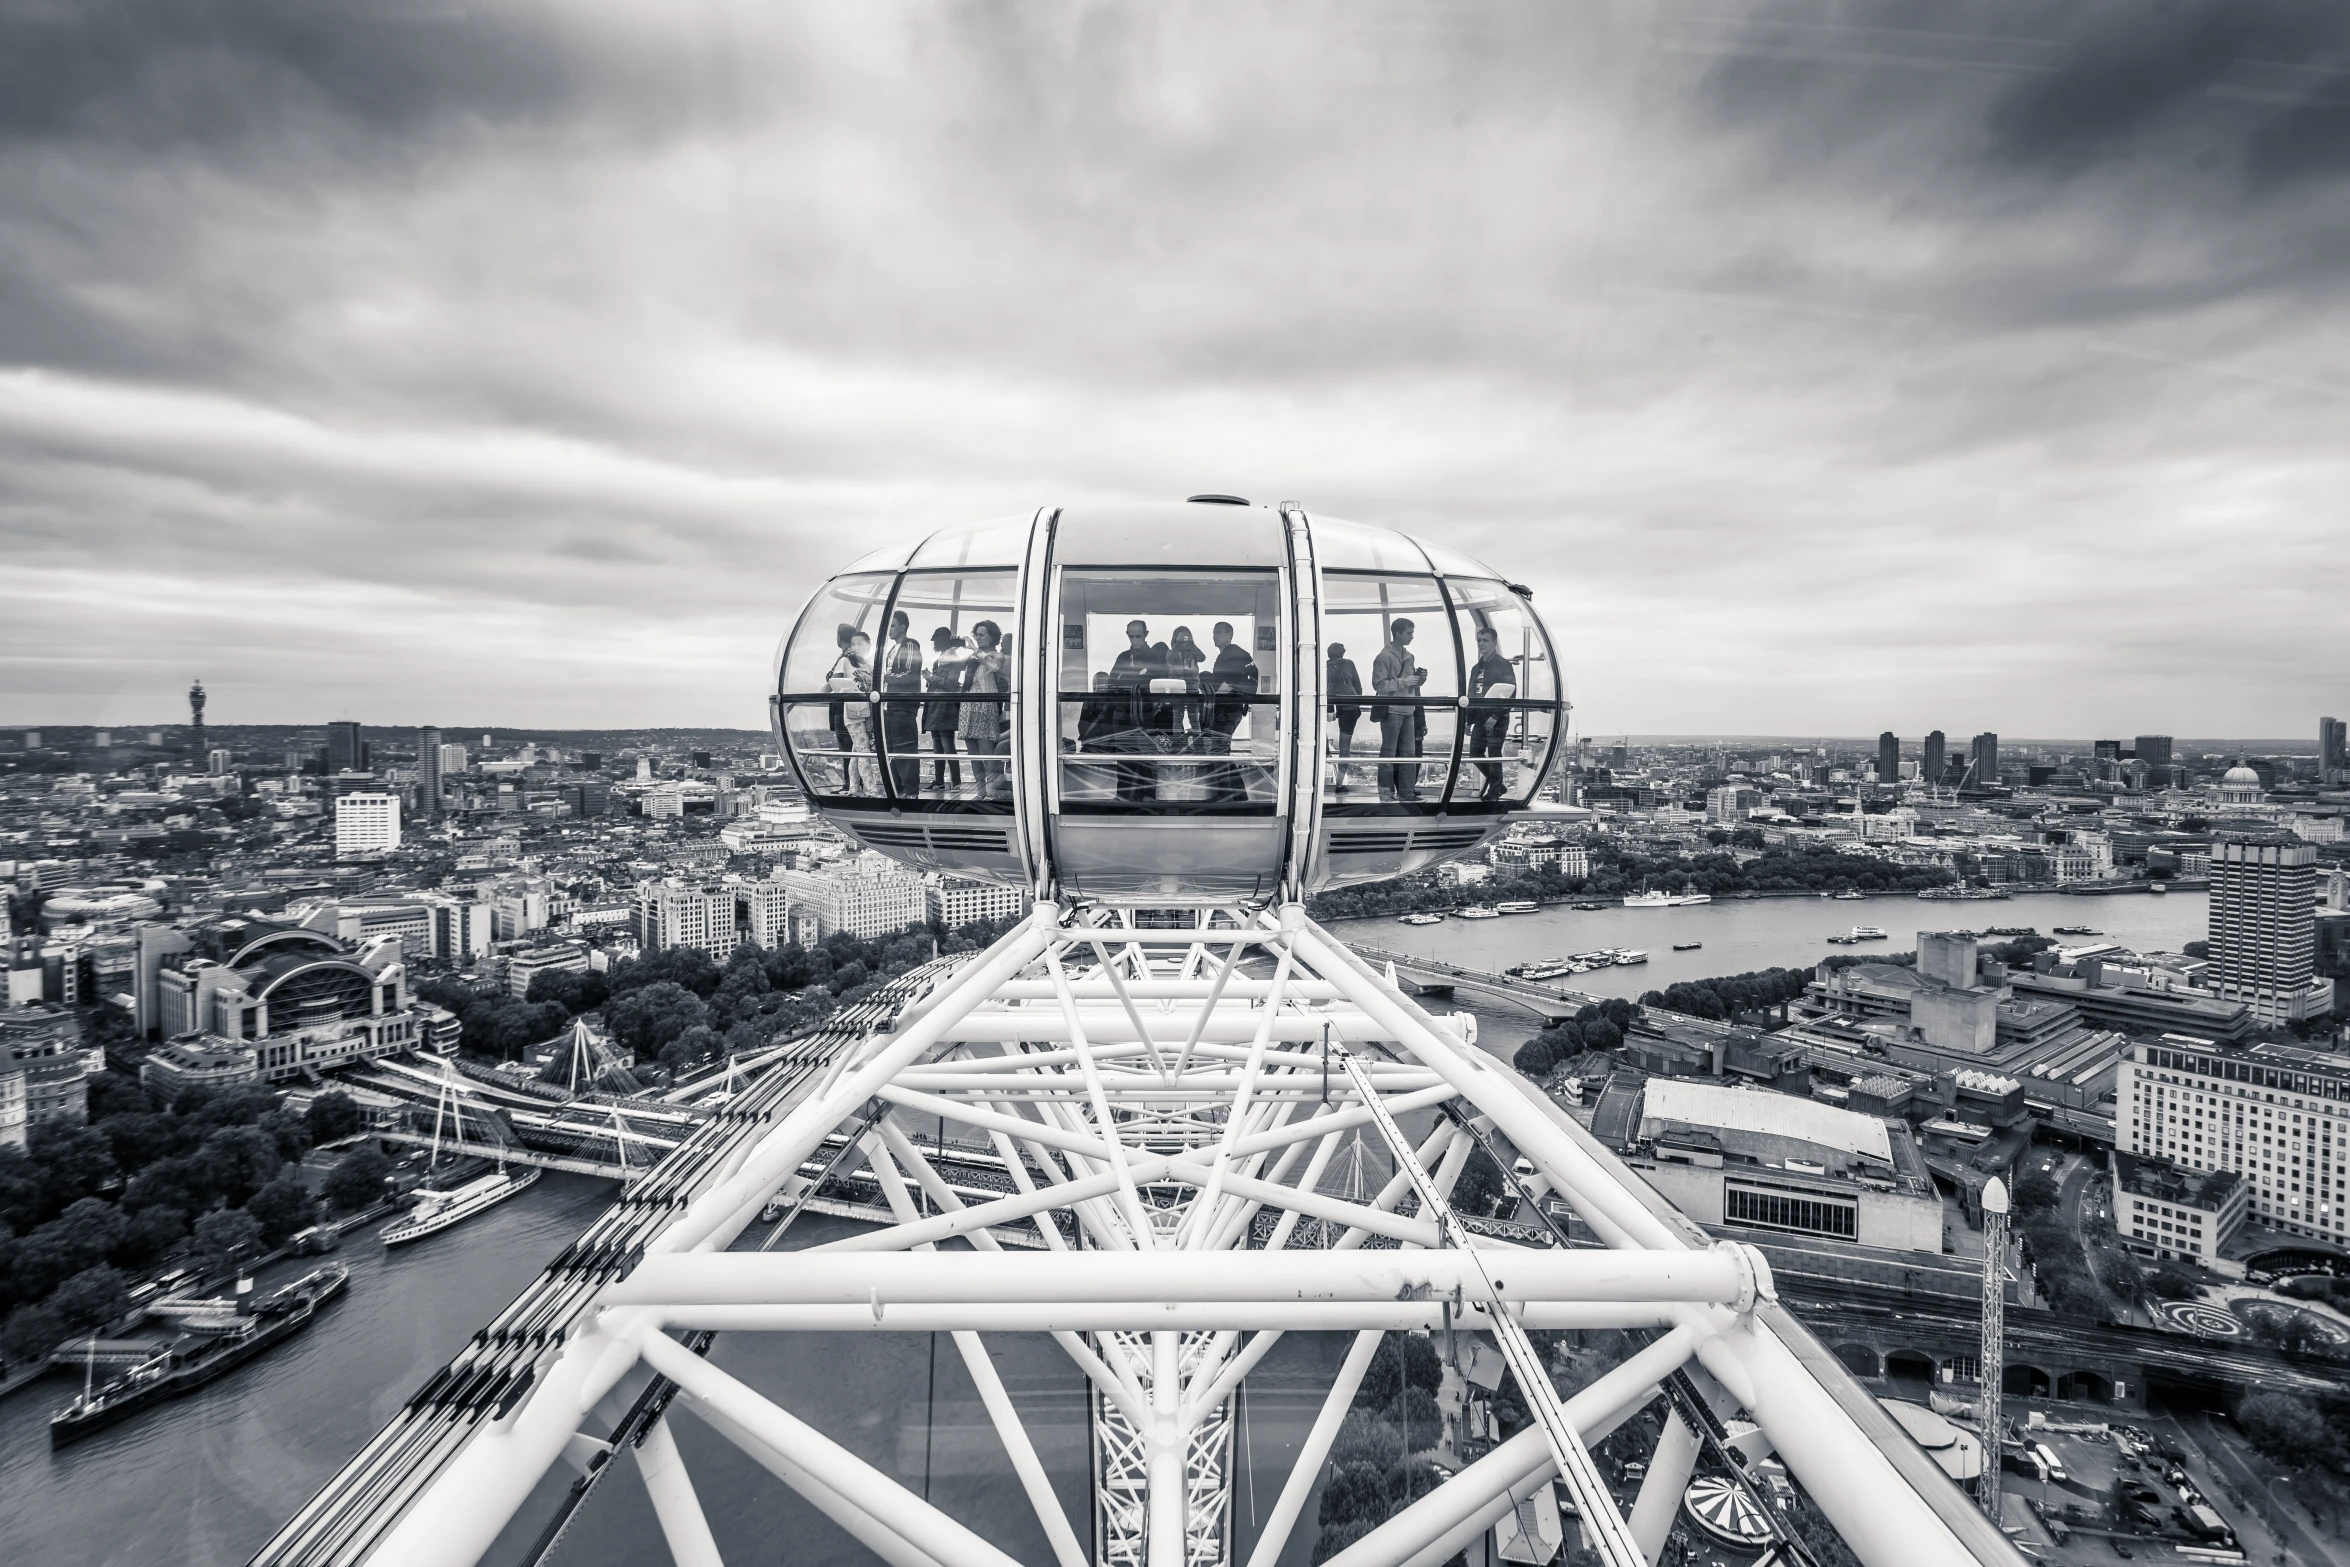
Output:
top-left (635, 1416), bottom-right (724, 1567)
top-left (1626, 1409), bottom-right (1701, 1566)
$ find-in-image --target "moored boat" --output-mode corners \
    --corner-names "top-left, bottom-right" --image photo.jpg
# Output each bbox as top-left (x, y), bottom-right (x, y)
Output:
top-left (51, 1264), bottom-right (349, 1446)
top-left (1454, 905), bottom-right (1501, 920)
top-left (1495, 900), bottom-right (1539, 915)
top-left (1398, 912), bottom-right (1445, 926)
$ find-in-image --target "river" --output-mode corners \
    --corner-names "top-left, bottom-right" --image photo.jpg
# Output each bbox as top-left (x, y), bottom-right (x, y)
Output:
top-left (0, 891), bottom-right (2206, 1564)
top-left (1, 1194), bottom-right (1352, 1567)
top-left (1334, 886), bottom-right (2208, 1053)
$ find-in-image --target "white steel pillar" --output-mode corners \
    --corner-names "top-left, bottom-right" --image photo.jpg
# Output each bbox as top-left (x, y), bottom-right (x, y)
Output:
top-left (635, 1415), bottom-right (724, 1567)
top-left (1626, 1409), bottom-right (1701, 1566)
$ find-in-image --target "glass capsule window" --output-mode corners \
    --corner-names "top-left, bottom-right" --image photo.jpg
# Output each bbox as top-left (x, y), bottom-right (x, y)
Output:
top-left (778, 569), bottom-right (1018, 809)
top-left (1055, 570), bottom-right (1282, 813)
top-left (1320, 573), bottom-right (1455, 805)
top-left (1447, 577), bottom-right (1560, 805)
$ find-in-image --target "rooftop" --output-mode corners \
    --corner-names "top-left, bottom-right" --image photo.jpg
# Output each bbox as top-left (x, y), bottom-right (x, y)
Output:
top-left (2111, 1150), bottom-right (2242, 1210)
top-left (1640, 1077), bottom-right (1893, 1164)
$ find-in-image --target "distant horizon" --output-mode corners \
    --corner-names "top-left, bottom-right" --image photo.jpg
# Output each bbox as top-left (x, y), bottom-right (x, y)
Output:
top-left (2, 718), bottom-right (2329, 758)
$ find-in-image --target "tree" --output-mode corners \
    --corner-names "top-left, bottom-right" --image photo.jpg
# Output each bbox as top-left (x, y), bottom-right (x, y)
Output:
top-left (1, 1303), bottom-right (63, 1367)
top-left (605, 980), bottom-right (711, 1060)
top-left (306, 1091), bottom-right (366, 1145)
top-left (1581, 1018), bottom-right (1622, 1053)
top-left (1512, 1038), bottom-right (1555, 1078)
top-left (48, 1264), bottom-right (131, 1331)
top-left (115, 1205), bottom-right (187, 1269)
top-left (11, 1198), bottom-right (131, 1300)
top-left (2011, 1169), bottom-right (2061, 1215)
top-left (190, 1208), bottom-right (262, 1273)
top-left (2239, 1392), bottom-right (2345, 1472)
top-left (0, 1146), bottom-right (44, 1234)
top-left (102, 1112), bottom-right (182, 1175)
top-left (325, 1146), bottom-right (395, 1213)
top-left (258, 1108), bottom-right (314, 1163)
top-left (1357, 1330), bottom-right (1444, 1408)
top-left (122, 1155), bottom-right (211, 1217)
top-left (194, 1125), bottom-right (284, 1207)
top-left (246, 1175), bottom-right (319, 1246)
top-left (28, 1123), bottom-right (119, 1213)
top-left (1451, 1147), bottom-right (1508, 1217)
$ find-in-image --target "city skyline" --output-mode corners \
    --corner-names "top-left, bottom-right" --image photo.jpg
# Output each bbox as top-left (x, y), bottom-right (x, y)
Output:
top-left (4, 5), bottom-right (2348, 733)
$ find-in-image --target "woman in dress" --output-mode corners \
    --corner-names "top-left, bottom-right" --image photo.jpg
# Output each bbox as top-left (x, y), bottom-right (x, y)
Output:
top-left (962, 620), bottom-right (1009, 799)
top-left (923, 628), bottom-right (969, 793)
top-left (835, 632), bottom-right (880, 794)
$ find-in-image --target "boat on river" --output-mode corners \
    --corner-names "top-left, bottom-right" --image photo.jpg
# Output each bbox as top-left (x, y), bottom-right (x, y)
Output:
top-left (1398, 912), bottom-right (1445, 926)
top-left (1834, 890), bottom-right (1865, 901)
top-left (1454, 905), bottom-right (1501, 920)
top-left (1509, 960), bottom-right (1577, 982)
top-left (1613, 950), bottom-right (1648, 965)
top-left (51, 1264), bottom-right (350, 1446)
top-left (382, 1166), bottom-right (540, 1248)
top-left (1918, 886), bottom-right (2008, 901)
top-left (1495, 900), bottom-right (1539, 915)
top-left (1622, 891), bottom-right (1674, 908)
top-left (1849, 926), bottom-right (1888, 941)
top-left (1670, 893), bottom-right (1712, 906)
top-left (1672, 942), bottom-right (1702, 951)
top-left (1570, 902), bottom-right (1605, 911)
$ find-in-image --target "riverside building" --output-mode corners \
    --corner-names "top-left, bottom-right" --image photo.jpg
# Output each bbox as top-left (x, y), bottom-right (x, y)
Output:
top-left (2208, 834), bottom-right (2330, 1024)
top-left (2115, 1037), bottom-right (2349, 1242)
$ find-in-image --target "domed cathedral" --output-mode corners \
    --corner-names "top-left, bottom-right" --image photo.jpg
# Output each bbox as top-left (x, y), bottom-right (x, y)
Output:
top-left (2213, 760), bottom-right (2267, 809)
top-left (770, 497), bottom-right (1573, 907)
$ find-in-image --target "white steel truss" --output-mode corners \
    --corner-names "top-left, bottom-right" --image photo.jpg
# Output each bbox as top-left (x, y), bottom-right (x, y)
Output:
top-left (340, 903), bottom-right (2024, 1567)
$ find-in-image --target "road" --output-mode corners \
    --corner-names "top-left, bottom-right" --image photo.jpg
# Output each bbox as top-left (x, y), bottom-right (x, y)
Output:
top-left (2159, 1408), bottom-right (2350, 1567)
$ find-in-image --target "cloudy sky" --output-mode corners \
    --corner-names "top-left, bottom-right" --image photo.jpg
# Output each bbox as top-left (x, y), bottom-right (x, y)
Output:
top-left (2, 1), bottom-right (2345, 739)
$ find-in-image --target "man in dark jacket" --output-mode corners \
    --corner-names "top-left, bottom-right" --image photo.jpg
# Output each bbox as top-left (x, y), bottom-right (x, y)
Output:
top-left (1465, 624), bottom-right (1516, 801)
top-left (1203, 621), bottom-right (1259, 801)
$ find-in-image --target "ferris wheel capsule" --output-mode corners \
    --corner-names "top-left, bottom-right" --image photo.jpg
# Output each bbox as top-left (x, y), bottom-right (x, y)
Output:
top-left (771, 497), bottom-right (1568, 904)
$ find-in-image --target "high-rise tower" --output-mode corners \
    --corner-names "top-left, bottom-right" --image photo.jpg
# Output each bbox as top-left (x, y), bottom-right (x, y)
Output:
top-left (327, 720), bottom-right (368, 775)
top-left (2323, 716), bottom-right (2347, 786)
top-left (1923, 730), bottom-right (1946, 788)
top-left (188, 677), bottom-right (207, 763)
top-left (417, 727), bottom-right (445, 819)
top-left (2210, 834), bottom-right (2319, 1022)
top-left (1877, 731), bottom-right (1900, 788)
top-left (1969, 732), bottom-right (1999, 789)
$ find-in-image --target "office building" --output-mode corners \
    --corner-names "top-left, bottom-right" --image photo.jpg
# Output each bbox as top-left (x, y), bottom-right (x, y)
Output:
top-left (335, 902), bottom-right (435, 958)
top-left (2133, 735), bottom-right (2174, 770)
top-left (2116, 1037), bottom-right (2348, 1240)
top-left (506, 943), bottom-right (590, 998)
top-left (775, 858), bottom-right (928, 941)
top-left (335, 793), bottom-right (401, 856)
top-left (2209, 835), bottom-right (2327, 1022)
top-left (327, 720), bottom-right (369, 775)
top-left (2110, 1151), bottom-right (2246, 1265)
top-left (0, 1067), bottom-right (24, 1150)
top-left (208, 747), bottom-right (234, 775)
top-left (926, 876), bottom-right (1032, 929)
top-left (0, 1003), bottom-right (91, 1127)
top-left (418, 727), bottom-right (445, 819)
top-left (145, 924), bottom-right (421, 1086)
top-left (635, 881), bottom-right (737, 955)
top-left (1968, 733), bottom-right (1998, 789)
top-left (1705, 785), bottom-right (1761, 823)
top-left (422, 894), bottom-right (493, 961)
top-left (2323, 717), bottom-right (2347, 786)
top-left (439, 741), bottom-right (469, 778)
top-left (1922, 730), bottom-right (1945, 788)
top-left (1875, 732), bottom-right (1899, 788)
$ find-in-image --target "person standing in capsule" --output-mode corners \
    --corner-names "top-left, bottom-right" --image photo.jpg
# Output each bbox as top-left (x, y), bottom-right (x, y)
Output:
top-left (1326, 643), bottom-right (1362, 792)
top-left (881, 610), bottom-right (925, 797)
top-left (922, 628), bottom-right (968, 794)
top-left (1203, 620), bottom-right (1259, 801)
top-left (962, 620), bottom-right (1009, 800)
top-left (1464, 624), bottom-right (1515, 802)
top-left (1372, 619), bottom-right (1426, 801)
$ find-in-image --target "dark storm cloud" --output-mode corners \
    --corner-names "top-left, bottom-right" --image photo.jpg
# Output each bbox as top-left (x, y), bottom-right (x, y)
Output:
top-left (0, 1), bottom-right (2344, 734)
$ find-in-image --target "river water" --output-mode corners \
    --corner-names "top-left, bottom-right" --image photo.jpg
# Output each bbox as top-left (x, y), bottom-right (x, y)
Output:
top-left (0, 890), bottom-right (2207, 1565)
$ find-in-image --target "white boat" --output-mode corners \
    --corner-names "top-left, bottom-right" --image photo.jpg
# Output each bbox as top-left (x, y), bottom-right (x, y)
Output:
top-left (1398, 912), bottom-right (1445, 926)
top-left (1614, 951), bottom-right (1648, 965)
top-left (1454, 905), bottom-right (1502, 920)
top-left (1669, 893), bottom-right (1713, 906)
top-left (381, 1056), bottom-right (541, 1250)
top-left (1850, 926), bottom-right (1888, 941)
top-left (382, 1167), bottom-right (540, 1247)
top-left (1511, 960), bottom-right (1576, 982)
top-left (1621, 891), bottom-right (1674, 908)
top-left (1834, 890), bottom-right (1865, 901)
top-left (1495, 900), bottom-right (1539, 915)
